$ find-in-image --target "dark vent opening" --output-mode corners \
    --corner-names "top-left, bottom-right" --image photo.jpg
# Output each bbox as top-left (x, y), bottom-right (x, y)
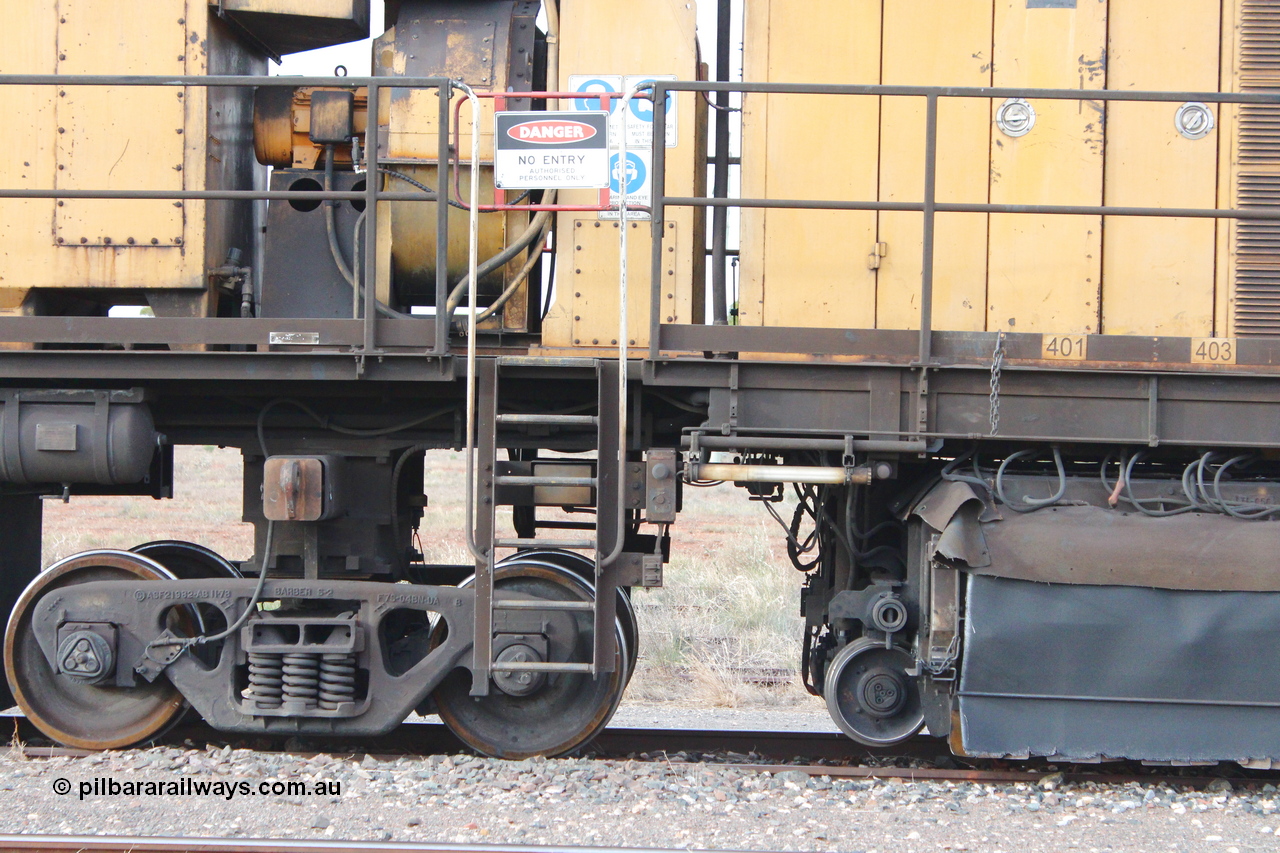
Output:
top-left (1235, 0), bottom-right (1280, 335)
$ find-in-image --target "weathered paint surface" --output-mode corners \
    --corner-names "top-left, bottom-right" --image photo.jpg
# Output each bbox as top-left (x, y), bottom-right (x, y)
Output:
top-left (541, 0), bottom-right (701, 350)
top-left (737, 0), bottom-right (1242, 339)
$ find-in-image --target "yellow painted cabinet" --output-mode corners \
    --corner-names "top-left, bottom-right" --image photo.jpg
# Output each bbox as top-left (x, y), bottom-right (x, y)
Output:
top-left (739, 0), bottom-right (1243, 340)
top-left (739, 0), bottom-right (882, 330)
top-left (987, 0), bottom-right (1107, 336)
top-left (1103, 0), bottom-right (1220, 337)
top-left (876, 0), bottom-right (992, 332)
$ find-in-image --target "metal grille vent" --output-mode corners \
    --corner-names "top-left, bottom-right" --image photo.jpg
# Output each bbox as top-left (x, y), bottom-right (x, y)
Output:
top-left (1241, 0), bottom-right (1280, 84)
top-left (1235, 0), bottom-right (1280, 335)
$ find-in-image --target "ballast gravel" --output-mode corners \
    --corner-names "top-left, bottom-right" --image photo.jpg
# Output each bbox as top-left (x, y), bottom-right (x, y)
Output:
top-left (0, 743), bottom-right (1276, 852)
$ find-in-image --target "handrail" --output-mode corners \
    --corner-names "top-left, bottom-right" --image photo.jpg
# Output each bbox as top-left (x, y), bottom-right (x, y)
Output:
top-left (644, 79), bottom-right (1280, 364)
top-left (600, 82), bottom-right (654, 570)
top-left (458, 82), bottom-right (487, 564)
top-left (0, 73), bottom-right (451, 356)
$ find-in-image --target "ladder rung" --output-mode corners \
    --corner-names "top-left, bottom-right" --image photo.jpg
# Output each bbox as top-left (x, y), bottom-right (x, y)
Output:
top-left (534, 520), bottom-right (596, 530)
top-left (494, 599), bottom-right (594, 612)
top-left (494, 538), bottom-right (596, 549)
top-left (496, 475), bottom-right (597, 488)
top-left (490, 661), bottom-right (594, 674)
top-left (495, 414), bottom-right (599, 427)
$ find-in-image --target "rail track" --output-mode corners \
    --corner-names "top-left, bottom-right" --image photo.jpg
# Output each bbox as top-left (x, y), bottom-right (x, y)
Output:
top-left (0, 838), bottom-right (720, 853)
top-left (5, 714), bottom-right (1275, 789)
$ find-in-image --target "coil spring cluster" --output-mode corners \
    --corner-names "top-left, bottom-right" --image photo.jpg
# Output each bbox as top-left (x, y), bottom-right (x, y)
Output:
top-left (243, 652), bottom-right (284, 708)
top-left (319, 653), bottom-right (357, 709)
top-left (242, 651), bottom-right (358, 713)
top-left (282, 652), bottom-right (320, 708)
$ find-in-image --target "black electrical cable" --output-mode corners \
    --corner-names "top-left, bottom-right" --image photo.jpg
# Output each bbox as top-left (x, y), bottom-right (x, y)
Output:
top-left (144, 520), bottom-right (276, 658)
top-left (390, 443), bottom-right (432, 574)
top-left (540, 230), bottom-right (557, 321)
top-left (761, 495), bottom-right (819, 571)
top-left (994, 446), bottom-right (1067, 513)
top-left (444, 196), bottom-right (558, 326)
top-left (378, 168), bottom-right (530, 210)
top-left (941, 448), bottom-right (994, 496)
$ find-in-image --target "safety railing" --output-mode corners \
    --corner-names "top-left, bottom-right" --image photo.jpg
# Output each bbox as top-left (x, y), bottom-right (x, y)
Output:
top-left (644, 81), bottom-right (1280, 364)
top-left (0, 73), bottom-right (453, 358)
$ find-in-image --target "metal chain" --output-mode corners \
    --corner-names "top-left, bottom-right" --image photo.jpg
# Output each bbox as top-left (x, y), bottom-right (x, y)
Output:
top-left (988, 331), bottom-right (1006, 436)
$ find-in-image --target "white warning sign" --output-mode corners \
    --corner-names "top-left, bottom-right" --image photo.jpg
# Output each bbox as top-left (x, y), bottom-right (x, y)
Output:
top-left (567, 75), bottom-right (679, 149)
top-left (569, 75), bottom-right (676, 220)
top-left (598, 150), bottom-right (652, 221)
top-left (493, 111), bottom-right (610, 189)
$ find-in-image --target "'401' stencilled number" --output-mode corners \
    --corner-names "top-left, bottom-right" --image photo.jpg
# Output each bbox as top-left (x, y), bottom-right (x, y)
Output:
top-left (1041, 335), bottom-right (1087, 361)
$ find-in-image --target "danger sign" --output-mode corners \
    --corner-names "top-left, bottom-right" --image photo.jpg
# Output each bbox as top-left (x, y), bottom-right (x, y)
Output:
top-left (506, 119), bottom-right (599, 144)
top-left (494, 111), bottom-right (609, 189)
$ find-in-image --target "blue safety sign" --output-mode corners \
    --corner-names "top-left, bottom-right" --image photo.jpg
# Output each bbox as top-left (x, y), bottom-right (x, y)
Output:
top-left (610, 152), bottom-right (647, 195)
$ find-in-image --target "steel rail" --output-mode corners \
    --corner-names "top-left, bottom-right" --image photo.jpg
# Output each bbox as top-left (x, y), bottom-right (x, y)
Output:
top-left (0, 838), bottom-right (754, 853)
top-left (6, 717), bottom-right (1267, 790)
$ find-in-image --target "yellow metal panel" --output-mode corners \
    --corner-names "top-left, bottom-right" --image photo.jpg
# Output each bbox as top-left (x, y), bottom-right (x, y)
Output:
top-left (988, 0), bottom-right (1107, 335)
top-left (739, 0), bottom-right (881, 330)
top-left (1219, 0), bottom-right (1280, 338)
top-left (0, 3), bottom-right (58, 309)
top-left (876, 0), bottom-right (991, 332)
top-left (1102, 0), bottom-right (1219, 336)
top-left (541, 0), bottom-right (699, 350)
top-left (223, 0), bottom-right (358, 16)
top-left (0, 0), bottom-right (212, 301)
top-left (568, 220), bottom-right (678, 347)
top-left (55, 0), bottom-right (187, 248)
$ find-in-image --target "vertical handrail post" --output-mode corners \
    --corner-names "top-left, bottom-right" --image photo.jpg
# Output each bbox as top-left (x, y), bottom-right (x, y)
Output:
top-left (434, 81), bottom-right (452, 356)
top-left (648, 82), bottom-right (668, 361)
top-left (918, 93), bottom-right (939, 366)
top-left (363, 80), bottom-right (381, 353)
top-left (710, 0), bottom-right (733, 326)
top-left (458, 81), bottom-right (485, 564)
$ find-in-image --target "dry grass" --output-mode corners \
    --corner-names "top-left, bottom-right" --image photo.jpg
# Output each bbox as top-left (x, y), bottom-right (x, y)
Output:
top-left (42, 445), bottom-right (252, 565)
top-left (40, 446), bottom-right (813, 708)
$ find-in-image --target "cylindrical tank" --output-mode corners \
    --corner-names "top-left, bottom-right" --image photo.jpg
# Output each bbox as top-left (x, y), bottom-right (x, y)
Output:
top-left (0, 395), bottom-right (157, 485)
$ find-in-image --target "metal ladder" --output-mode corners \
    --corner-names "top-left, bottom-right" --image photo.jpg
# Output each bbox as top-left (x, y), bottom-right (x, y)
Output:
top-left (455, 80), bottom-right (636, 697)
top-left (466, 359), bottom-right (623, 696)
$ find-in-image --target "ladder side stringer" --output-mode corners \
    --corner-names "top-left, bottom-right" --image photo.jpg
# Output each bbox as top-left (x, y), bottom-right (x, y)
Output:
top-left (468, 357), bottom-right (623, 697)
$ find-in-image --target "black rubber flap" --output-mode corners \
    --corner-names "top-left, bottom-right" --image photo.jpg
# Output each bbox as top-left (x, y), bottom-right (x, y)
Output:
top-left (959, 574), bottom-right (1280, 761)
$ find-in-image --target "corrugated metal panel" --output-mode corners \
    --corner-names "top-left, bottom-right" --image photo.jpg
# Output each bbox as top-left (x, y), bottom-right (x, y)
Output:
top-left (1235, 0), bottom-right (1280, 335)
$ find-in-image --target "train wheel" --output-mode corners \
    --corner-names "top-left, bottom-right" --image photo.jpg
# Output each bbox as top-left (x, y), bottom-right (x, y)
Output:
top-left (130, 540), bottom-right (242, 580)
top-left (432, 560), bottom-right (628, 759)
top-left (130, 540), bottom-right (240, 676)
top-left (498, 549), bottom-right (639, 684)
top-left (824, 637), bottom-right (925, 747)
top-left (4, 550), bottom-right (189, 750)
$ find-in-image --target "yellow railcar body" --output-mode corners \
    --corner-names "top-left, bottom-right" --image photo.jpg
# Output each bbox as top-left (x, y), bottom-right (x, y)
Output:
top-left (539, 0), bottom-right (703, 351)
top-left (739, 0), bottom-right (1259, 340)
top-left (0, 0), bottom-right (209, 314)
top-left (738, 0), bottom-right (882, 330)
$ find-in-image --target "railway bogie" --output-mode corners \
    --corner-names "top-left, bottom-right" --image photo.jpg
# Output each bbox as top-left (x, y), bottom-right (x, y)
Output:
top-left (3, 0), bottom-right (1280, 765)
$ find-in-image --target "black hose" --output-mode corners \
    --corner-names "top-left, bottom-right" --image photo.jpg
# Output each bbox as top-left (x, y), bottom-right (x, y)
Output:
top-left (391, 443), bottom-right (431, 574)
top-left (994, 446), bottom-right (1067, 513)
top-left (444, 196), bottom-right (557, 326)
